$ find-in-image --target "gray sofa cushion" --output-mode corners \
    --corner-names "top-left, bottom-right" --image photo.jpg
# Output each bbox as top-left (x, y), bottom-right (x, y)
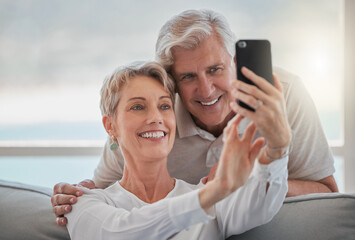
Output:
top-left (229, 193), bottom-right (355, 240)
top-left (1, 179), bottom-right (355, 240)
top-left (0, 180), bottom-right (70, 240)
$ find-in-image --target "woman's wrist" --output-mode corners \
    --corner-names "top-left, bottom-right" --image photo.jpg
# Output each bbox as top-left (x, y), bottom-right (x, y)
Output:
top-left (198, 180), bottom-right (230, 213)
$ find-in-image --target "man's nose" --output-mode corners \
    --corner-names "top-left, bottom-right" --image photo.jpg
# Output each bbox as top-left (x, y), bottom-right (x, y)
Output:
top-left (197, 75), bottom-right (214, 98)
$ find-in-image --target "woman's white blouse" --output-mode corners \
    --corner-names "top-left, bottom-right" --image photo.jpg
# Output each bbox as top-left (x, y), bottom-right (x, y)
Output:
top-left (66, 157), bottom-right (288, 240)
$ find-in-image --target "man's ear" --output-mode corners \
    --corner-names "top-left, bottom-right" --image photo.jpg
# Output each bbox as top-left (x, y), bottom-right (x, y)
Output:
top-left (102, 115), bottom-right (115, 136)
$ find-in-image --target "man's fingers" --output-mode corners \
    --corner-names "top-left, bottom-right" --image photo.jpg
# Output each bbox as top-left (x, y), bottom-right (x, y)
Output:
top-left (272, 74), bottom-right (283, 92)
top-left (230, 101), bottom-right (254, 120)
top-left (56, 217), bottom-right (68, 226)
top-left (201, 176), bottom-right (208, 184)
top-left (53, 204), bottom-right (72, 217)
top-left (232, 87), bottom-right (260, 109)
top-left (231, 78), bottom-right (276, 109)
top-left (51, 194), bottom-right (77, 207)
top-left (77, 179), bottom-right (96, 189)
top-left (53, 182), bottom-right (82, 196)
top-left (240, 67), bottom-right (276, 95)
top-left (52, 181), bottom-right (90, 227)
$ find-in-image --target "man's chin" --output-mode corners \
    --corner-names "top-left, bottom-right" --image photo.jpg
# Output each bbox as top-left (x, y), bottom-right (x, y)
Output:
top-left (192, 110), bottom-right (234, 133)
top-left (193, 115), bottom-right (226, 130)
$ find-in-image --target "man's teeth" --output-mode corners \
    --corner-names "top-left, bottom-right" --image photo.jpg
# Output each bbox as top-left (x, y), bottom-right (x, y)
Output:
top-left (200, 98), bottom-right (219, 106)
top-left (140, 131), bottom-right (165, 138)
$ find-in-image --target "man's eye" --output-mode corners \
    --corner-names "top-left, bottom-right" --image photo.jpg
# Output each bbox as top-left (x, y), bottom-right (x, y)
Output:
top-left (182, 74), bottom-right (194, 80)
top-left (210, 67), bottom-right (220, 73)
top-left (131, 105), bottom-right (144, 110)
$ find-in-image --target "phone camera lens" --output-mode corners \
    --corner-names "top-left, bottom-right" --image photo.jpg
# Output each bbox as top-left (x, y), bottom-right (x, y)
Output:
top-left (238, 41), bottom-right (247, 48)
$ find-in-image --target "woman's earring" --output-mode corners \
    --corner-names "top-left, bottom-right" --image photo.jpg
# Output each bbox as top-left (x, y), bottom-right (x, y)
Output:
top-left (110, 135), bottom-right (118, 151)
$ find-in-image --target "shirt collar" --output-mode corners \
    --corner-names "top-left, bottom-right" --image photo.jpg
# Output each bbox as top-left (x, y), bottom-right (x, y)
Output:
top-left (175, 94), bottom-right (200, 138)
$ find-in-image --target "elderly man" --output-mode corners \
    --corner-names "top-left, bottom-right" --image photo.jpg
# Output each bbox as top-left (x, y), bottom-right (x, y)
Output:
top-left (52, 9), bottom-right (338, 226)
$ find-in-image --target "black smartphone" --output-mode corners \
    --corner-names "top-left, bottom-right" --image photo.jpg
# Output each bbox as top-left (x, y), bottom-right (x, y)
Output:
top-left (235, 39), bottom-right (273, 111)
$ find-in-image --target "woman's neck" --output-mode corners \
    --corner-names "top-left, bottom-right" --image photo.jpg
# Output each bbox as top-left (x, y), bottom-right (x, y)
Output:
top-left (119, 155), bottom-right (175, 204)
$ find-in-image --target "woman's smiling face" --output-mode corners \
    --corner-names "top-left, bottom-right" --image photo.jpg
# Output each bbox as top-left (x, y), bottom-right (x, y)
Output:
top-left (113, 75), bottom-right (176, 162)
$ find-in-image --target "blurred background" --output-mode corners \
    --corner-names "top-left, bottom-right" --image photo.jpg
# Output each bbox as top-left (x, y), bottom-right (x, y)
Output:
top-left (0, 0), bottom-right (353, 192)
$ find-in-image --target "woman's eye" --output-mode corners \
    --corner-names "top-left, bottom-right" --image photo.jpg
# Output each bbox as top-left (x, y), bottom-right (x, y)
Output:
top-left (161, 104), bottom-right (171, 110)
top-left (131, 105), bottom-right (144, 110)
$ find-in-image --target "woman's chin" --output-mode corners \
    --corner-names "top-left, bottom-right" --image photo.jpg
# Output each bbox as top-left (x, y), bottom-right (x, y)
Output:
top-left (139, 147), bottom-right (171, 161)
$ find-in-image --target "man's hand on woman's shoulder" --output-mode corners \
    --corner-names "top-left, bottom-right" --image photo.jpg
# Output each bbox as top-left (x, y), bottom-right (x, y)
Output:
top-left (51, 179), bottom-right (96, 226)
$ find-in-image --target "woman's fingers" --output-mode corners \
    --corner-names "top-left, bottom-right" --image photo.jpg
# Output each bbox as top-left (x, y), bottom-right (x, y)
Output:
top-left (223, 114), bottom-right (244, 143)
top-left (249, 137), bottom-right (265, 163)
top-left (241, 121), bottom-right (257, 144)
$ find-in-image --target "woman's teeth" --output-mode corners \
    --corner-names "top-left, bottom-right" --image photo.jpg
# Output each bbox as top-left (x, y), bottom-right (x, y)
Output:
top-left (139, 131), bottom-right (165, 138)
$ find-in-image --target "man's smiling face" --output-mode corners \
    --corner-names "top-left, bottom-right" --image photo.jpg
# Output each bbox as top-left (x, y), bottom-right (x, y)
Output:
top-left (171, 32), bottom-right (235, 134)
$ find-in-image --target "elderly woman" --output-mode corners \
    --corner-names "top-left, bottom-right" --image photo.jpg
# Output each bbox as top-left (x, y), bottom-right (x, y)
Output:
top-left (65, 61), bottom-right (288, 240)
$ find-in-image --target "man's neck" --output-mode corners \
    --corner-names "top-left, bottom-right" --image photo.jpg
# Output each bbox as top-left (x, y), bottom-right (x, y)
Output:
top-left (193, 111), bottom-right (235, 137)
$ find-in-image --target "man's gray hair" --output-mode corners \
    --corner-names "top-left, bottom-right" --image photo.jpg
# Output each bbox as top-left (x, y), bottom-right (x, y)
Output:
top-left (155, 9), bottom-right (236, 72)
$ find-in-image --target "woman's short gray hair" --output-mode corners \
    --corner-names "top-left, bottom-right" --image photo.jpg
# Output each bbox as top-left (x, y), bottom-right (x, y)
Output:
top-left (155, 9), bottom-right (236, 72)
top-left (100, 61), bottom-right (175, 118)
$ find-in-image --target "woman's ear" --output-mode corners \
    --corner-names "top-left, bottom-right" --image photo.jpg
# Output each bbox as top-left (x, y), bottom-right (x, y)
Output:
top-left (103, 115), bottom-right (120, 151)
top-left (102, 115), bottom-right (115, 137)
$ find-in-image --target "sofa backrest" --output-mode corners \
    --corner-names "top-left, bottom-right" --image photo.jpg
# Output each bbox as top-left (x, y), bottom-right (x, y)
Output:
top-left (0, 180), bottom-right (70, 240)
top-left (229, 192), bottom-right (355, 239)
top-left (1, 179), bottom-right (355, 240)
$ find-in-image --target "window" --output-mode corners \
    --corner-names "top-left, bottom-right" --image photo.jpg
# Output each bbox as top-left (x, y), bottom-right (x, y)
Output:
top-left (1, 0), bottom-right (352, 192)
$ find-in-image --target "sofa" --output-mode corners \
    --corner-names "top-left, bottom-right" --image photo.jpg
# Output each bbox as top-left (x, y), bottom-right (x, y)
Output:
top-left (1, 179), bottom-right (354, 240)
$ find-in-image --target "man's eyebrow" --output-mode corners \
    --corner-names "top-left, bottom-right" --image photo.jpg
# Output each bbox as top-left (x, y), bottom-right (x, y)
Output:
top-left (209, 63), bottom-right (224, 68)
top-left (174, 63), bottom-right (225, 76)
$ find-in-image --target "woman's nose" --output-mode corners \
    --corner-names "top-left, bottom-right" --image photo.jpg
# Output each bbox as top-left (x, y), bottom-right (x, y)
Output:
top-left (146, 107), bottom-right (163, 124)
